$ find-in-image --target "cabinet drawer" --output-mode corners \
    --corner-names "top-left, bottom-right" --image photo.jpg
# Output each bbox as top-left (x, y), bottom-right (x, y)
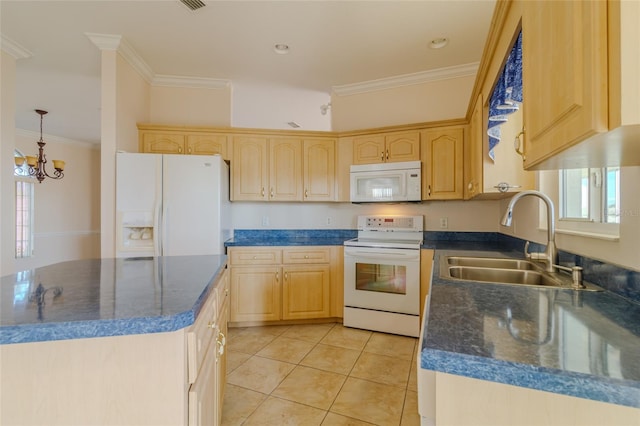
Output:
top-left (187, 288), bottom-right (217, 384)
top-left (229, 248), bottom-right (282, 265)
top-left (283, 247), bottom-right (331, 264)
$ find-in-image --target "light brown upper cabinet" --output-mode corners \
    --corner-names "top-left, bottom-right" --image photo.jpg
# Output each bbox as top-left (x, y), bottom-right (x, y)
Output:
top-left (522, 0), bottom-right (608, 168)
top-left (421, 127), bottom-right (464, 200)
top-left (303, 138), bottom-right (336, 202)
top-left (186, 134), bottom-right (227, 157)
top-left (138, 125), bottom-right (228, 158)
top-left (231, 136), bottom-right (305, 202)
top-left (352, 131), bottom-right (420, 165)
top-left (140, 132), bottom-right (185, 154)
top-left (520, 0), bottom-right (640, 169)
top-left (232, 135), bottom-right (336, 202)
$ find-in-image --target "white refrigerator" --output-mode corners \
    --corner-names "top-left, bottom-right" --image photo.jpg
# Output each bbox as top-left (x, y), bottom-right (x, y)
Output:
top-left (115, 152), bottom-right (231, 257)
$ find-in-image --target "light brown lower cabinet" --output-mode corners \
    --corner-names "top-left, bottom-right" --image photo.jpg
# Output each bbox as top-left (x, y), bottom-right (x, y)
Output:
top-left (228, 246), bottom-right (342, 324)
top-left (188, 268), bottom-right (229, 426)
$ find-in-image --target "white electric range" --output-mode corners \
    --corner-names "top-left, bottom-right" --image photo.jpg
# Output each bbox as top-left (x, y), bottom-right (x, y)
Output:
top-left (343, 215), bottom-right (424, 337)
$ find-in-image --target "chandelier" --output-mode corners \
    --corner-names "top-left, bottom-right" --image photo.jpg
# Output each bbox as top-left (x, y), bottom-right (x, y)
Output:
top-left (14, 109), bottom-right (65, 183)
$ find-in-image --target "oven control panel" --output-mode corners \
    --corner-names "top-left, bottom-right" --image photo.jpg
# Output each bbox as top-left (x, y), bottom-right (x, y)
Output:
top-left (357, 215), bottom-right (423, 232)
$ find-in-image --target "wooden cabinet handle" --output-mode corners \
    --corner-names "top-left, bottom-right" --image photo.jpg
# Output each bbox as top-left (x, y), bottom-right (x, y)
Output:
top-left (386, 149), bottom-right (389, 160)
top-left (305, 189), bottom-right (308, 198)
top-left (178, 146), bottom-right (183, 153)
top-left (261, 187), bottom-right (265, 197)
top-left (188, 147), bottom-right (192, 154)
top-left (381, 152), bottom-right (385, 162)
top-left (270, 188), bottom-right (274, 198)
top-left (428, 185), bottom-right (431, 197)
top-left (275, 271), bottom-right (279, 281)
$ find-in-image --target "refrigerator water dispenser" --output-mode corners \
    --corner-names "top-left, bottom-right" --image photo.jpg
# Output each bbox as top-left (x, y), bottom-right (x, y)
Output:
top-left (118, 211), bottom-right (155, 253)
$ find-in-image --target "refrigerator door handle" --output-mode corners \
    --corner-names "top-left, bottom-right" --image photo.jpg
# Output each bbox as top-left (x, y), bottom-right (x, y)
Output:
top-left (154, 201), bottom-right (162, 256)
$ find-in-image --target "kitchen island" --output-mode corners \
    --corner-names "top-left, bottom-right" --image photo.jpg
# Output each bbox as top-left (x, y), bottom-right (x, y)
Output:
top-left (0, 255), bottom-right (228, 425)
top-left (418, 247), bottom-right (640, 425)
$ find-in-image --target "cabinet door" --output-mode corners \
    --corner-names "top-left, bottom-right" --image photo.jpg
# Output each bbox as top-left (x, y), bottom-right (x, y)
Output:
top-left (465, 95), bottom-right (484, 199)
top-left (230, 266), bottom-right (281, 322)
top-left (188, 337), bottom-right (217, 426)
top-left (422, 128), bottom-right (464, 200)
top-left (303, 139), bottom-right (336, 202)
top-left (352, 135), bottom-right (385, 165)
top-left (282, 265), bottom-right (331, 320)
top-left (385, 131), bottom-right (421, 163)
top-left (186, 134), bottom-right (228, 158)
top-left (522, 0), bottom-right (608, 168)
top-left (269, 138), bottom-right (303, 201)
top-left (186, 288), bottom-right (217, 384)
top-left (141, 133), bottom-right (185, 154)
top-left (232, 136), bottom-right (268, 201)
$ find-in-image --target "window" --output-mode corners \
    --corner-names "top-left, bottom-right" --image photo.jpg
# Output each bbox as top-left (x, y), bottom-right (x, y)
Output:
top-left (14, 149), bottom-right (34, 258)
top-left (559, 167), bottom-right (620, 237)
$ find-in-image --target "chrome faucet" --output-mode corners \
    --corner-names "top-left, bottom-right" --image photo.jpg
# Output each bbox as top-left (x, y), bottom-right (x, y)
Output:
top-left (501, 190), bottom-right (557, 273)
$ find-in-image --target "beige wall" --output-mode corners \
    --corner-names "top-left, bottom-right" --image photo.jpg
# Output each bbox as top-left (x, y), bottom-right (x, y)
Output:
top-left (117, 55), bottom-right (150, 153)
top-left (150, 85), bottom-right (231, 127)
top-left (331, 75), bottom-right (475, 131)
top-left (15, 133), bottom-right (100, 270)
top-left (232, 83), bottom-right (331, 131)
top-left (230, 200), bottom-right (500, 232)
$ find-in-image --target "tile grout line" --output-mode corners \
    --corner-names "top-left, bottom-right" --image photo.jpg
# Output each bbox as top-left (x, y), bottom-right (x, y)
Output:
top-left (224, 323), bottom-right (418, 426)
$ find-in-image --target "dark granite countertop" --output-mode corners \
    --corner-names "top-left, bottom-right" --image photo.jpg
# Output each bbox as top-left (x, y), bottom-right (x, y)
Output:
top-left (420, 247), bottom-right (640, 409)
top-left (0, 255), bottom-right (227, 344)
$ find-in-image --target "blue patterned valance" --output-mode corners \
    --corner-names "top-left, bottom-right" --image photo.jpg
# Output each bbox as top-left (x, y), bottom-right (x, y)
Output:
top-left (488, 31), bottom-right (522, 161)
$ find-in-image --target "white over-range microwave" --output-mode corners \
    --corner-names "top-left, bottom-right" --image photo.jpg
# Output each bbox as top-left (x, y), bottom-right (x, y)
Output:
top-left (350, 160), bottom-right (422, 203)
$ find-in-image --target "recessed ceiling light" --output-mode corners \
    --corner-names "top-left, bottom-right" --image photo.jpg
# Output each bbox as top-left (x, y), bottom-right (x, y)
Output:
top-left (274, 44), bottom-right (290, 54)
top-left (429, 37), bottom-right (449, 49)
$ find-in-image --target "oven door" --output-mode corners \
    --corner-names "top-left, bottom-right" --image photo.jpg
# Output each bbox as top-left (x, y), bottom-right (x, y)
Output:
top-left (344, 246), bottom-right (420, 315)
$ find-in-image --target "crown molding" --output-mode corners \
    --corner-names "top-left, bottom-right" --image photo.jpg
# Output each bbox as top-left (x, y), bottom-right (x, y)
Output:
top-left (85, 33), bottom-right (229, 89)
top-left (153, 75), bottom-right (231, 89)
top-left (1, 34), bottom-right (33, 59)
top-left (85, 33), bottom-right (122, 50)
top-left (86, 33), bottom-right (155, 83)
top-left (16, 129), bottom-right (99, 149)
top-left (332, 62), bottom-right (479, 96)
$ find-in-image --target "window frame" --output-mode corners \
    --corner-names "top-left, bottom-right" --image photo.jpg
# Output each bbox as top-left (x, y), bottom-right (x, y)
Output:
top-left (14, 149), bottom-right (35, 259)
top-left (557, 167), bottom-right (619, 238)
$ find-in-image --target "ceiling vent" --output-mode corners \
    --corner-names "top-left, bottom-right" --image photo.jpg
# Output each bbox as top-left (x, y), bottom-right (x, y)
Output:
top-left (180, 0), bottom-right (206, 11)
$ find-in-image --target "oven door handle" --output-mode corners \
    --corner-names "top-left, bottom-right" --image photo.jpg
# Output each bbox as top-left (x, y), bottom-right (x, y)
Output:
top-left (344, 250), bottom-right (418, 260)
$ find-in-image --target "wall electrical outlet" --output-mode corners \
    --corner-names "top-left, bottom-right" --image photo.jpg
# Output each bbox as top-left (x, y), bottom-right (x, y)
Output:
top-left (326, 217), bottom-right (332, 226)
top-left (439, 217), bottom-right (448, 229)
top-left (261, 216), bottom-right (270, 227)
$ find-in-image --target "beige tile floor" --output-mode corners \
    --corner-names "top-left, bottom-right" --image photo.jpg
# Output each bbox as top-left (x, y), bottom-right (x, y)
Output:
top-left (222, 322), bottom-right (420, 426)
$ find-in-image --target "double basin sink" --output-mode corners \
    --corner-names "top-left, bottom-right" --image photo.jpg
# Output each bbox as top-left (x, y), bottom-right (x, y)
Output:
top-left (440, 255), bottom-right (602, 291)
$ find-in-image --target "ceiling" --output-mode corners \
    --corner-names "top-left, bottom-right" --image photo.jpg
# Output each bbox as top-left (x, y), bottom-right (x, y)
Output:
top-left (1, 1), bottom-right (496, 144)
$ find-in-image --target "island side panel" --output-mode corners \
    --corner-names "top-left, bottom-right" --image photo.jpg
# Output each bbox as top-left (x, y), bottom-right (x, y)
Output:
top-left (435, 372), bottom-right (640, 426)
top-left (1, 329), bottom-right (188, 426)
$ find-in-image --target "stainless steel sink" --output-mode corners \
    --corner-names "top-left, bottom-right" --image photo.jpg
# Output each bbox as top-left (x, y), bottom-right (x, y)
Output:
top-left (447, 266), bottom-right (561, 286)
top-left (446, 256), bottom-right (536, 270)
top-left (440, 255), bottom-right (603, 291)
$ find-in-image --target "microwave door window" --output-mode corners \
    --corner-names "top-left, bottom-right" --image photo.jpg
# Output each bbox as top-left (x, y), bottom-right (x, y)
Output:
top-left (357, 176), bottom-right (402, 200)
top-left (355, 262), bottom-right (407, 295)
